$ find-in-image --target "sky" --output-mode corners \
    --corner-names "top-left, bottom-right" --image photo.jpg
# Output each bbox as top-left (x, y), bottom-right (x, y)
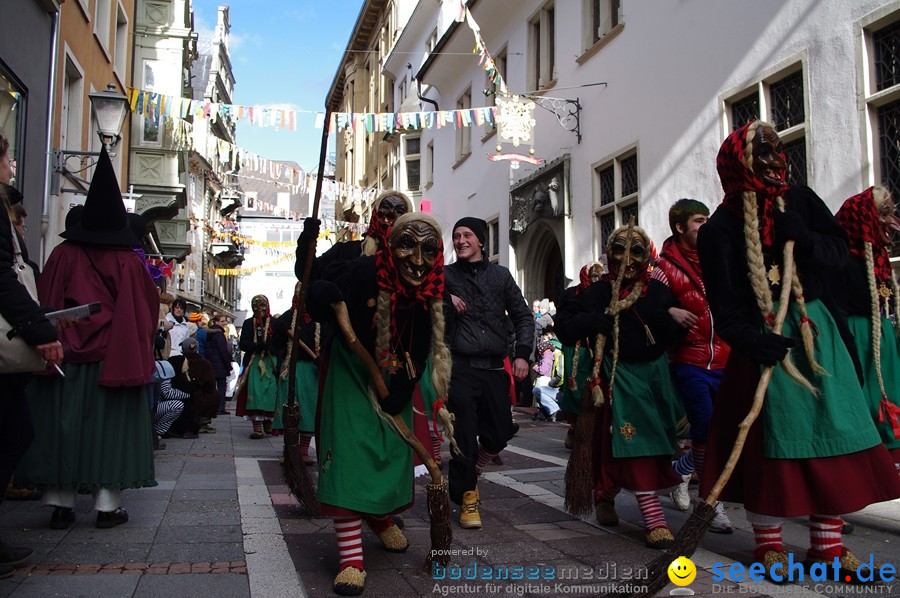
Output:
top-left (192, 0), bottom-right (365, 171)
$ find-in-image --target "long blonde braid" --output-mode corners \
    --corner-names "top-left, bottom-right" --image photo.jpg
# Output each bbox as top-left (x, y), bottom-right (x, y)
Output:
top-left (429, 297), bottom-right (459, 456)
top-left (374, 288), bottom-right (393, 377)
top-left (775, 196), bottom-right (827, 376)
top-left (604, 283), bottom-right (643, 405)
top-left (589, 222), bottom-right (642, 406)
top-left (742, 122), bottom-right (818, 393)
top-left (865, 243), bottom-right (890, 401)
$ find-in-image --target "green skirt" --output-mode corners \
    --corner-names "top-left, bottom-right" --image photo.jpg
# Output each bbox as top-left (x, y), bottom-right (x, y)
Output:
top-left (21, 362), bottom-right (156, 492)
top-left (317, 341), bottom-right (413, 514)
top-left (559, 344), bottom-right (591, 414)
top-left (245, 354), bottom-right (277, 414)
top-left (605, 355), bottom-right (681, 458)
top-left (273, 361), bottom-right (318, 433)
top-left (762, 300), bottom-right (881, 458)
top-left (847, 315), bottom-right (900, 450)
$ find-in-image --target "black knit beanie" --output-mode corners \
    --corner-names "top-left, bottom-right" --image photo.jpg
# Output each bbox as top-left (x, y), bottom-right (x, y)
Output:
top-left (453, 217), bottom-right (487, 247)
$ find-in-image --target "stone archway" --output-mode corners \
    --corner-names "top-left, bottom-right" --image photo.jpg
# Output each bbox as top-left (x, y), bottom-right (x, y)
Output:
top-left (522, 222), bottom-right (564, 306)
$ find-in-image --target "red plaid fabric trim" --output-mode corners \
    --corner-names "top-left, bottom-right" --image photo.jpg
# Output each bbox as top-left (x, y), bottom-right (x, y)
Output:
top-left (717, 122), bottom-right (789, 249)
top-left (375, 234), bottom-right (445, 346)
top-left (836, 187), bottom-right (893, 285)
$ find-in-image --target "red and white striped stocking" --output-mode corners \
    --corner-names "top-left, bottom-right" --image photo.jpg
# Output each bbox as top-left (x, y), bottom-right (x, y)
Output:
top-left (635, 492), bottom-right (667, 531)
top-left (333, 516), bottom-right (364, 571)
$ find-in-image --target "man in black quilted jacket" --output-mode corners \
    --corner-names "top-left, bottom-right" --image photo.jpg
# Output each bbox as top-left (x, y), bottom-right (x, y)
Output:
top-left (444, 217), bottom-right (533, 530)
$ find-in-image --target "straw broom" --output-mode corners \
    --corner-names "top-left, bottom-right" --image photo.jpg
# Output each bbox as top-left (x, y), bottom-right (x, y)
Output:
top-left (281, 107), bottom-right (333, 514)
top-left (604, 241), bottom-right (796, 598)
top-left (281, 286), bottom-right (320, 514)
top-left (330, 301), bottom-right (453, 573)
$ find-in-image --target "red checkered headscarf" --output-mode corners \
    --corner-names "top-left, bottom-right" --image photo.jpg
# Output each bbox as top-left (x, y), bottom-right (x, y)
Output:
top-left (364, 191), bottom-right (414, 255)
top-left (717, 121), bottom-right (789, 248)
top-left (375, 213), bottom-right (445, 344)
top-left (836, 187), bottom-right (893, 285)
top-left (577, 261), bottom-right (604, 295)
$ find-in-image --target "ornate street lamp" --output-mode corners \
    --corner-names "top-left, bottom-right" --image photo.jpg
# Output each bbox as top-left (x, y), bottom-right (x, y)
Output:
top-left (87, 84), bottom-right (129, 149)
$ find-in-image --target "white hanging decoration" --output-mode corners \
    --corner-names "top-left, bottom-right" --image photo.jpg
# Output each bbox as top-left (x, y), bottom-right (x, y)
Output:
top-left (496, 94), bottom-right (536, 148)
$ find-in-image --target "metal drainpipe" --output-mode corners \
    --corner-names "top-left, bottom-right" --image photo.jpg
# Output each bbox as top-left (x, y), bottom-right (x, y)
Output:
top-left (416, 78), bottom-right (438, 111)
top-left (41, 8), bottom-right (61, 266)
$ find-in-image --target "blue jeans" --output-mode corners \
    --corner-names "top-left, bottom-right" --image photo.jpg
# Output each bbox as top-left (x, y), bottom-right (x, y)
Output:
top-left (670, 363), bottom-right (723, 444)
top-left (533, 385), bottom-right (561, 417)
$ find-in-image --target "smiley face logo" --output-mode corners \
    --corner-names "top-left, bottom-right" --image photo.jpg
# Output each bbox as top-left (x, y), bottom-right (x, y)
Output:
top-left (668, 556), bottom-right (696, 586)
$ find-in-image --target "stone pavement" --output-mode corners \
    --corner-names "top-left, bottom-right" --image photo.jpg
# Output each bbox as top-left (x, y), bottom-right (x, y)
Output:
top-left (0, 407), bottom-right (897, 598)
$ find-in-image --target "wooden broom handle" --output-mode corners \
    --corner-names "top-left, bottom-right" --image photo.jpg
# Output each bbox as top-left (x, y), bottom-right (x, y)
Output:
top-left (705, 240), bottom-right (795, 506)
top-left (331, 301), bottom-right (444, 486)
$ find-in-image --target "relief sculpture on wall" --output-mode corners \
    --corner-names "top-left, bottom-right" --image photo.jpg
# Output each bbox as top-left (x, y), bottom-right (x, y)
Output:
top-left (509, 158), bottom-right (568, 236)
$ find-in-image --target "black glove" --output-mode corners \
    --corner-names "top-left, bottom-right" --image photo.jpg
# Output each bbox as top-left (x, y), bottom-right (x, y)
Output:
top-left (748, 332), bottom-right (796, 366)
top-left (302, 217), bottom-right (321, 237)
top-left (594, 313), bottom-right (615, 338)
top-left (774, 210), bottom-right (812, 253)
top-left (307, 280), bottom-right (344, 322)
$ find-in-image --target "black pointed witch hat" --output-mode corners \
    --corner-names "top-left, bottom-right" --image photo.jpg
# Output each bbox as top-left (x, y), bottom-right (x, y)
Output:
top-left (60, 146), bottom-right (139, 246)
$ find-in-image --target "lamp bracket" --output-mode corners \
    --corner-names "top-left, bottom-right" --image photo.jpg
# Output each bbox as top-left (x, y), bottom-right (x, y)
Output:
top-left (523, 95), bottom-right (583, 144)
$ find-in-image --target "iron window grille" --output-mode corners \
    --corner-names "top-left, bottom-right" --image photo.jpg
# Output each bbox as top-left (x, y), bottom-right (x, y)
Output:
top-left (770, 71), bottom-right (805, 131)
top-left (874, 20), bottom-right (900, 92)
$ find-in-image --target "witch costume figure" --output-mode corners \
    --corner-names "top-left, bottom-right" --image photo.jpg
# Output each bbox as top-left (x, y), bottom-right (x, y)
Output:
top-left (697, 121), bottom-right (900, 579)
top-left (307, 212), bottom-right (451, 596)
top-left (556, 226), bottom-right (682, 549)
top-left (236, 295), bottom-right (277, 439)
top-left (295, 190), bottom-right (413, 282)
top-left (271, 280), bottom-right (320, 463)
top-left (20, 147), bottom-right (158, 530)
top-left (834, 186), bottom-right (900, 463)
top-left (554, 260), bottom-right (604, 449)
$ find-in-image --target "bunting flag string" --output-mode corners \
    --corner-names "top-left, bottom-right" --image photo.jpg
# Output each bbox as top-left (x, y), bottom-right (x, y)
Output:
top-left (458, 2), bottom-right (509, 95)
top-left (210, 252), bottom-right (294, 276)
top-left (127, 88), bottom-right (499, 134)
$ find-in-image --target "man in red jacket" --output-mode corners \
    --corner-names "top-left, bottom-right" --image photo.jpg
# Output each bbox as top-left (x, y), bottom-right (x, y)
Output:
top-left (653, 198), bottom-right (733, 533)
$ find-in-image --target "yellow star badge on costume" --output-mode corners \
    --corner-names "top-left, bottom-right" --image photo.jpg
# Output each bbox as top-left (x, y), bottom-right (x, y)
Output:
top-left (767, 264), bottom-right (781, 286)
top-left (619, 422), bottom-right (636, 440)
top-left (879, 283), bottom-right (893, 299)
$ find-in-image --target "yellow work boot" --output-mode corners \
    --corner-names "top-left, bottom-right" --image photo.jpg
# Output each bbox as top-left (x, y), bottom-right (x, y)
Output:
top-left (459, 490), bottom-right (482, 529)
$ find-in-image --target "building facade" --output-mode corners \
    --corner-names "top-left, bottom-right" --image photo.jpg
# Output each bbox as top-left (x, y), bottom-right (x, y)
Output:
top-left (130, 0), bottom-right (195, 261)
top-left (387, 0), bottom-right (900, 303)
top-left (327, 0), bottom-right (416, 238)
top-left (46, 0), bottom-right (136, 260)
top-left (0, 0), bottom-right (61, 261)
top-left (182, 5), bottom-right (241, 316)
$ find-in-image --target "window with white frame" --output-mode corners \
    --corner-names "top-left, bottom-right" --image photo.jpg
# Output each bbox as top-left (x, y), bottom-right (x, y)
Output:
top-left (141, 60), bottom-right (162, 145)
top-left (583, 0), bottom-right (621, 51)
top-left (487, 218), bottom-right (500, 264)
top-left (862, 11), bottom-right (900, 256)
top-left (426, 28), bottom-right (438, 55)
top-left (94, 0), bottom-right (112, 54)
top-left (484, 47), bottom-right (506, 138)
top-left (724, 64), bottom-right (808, 186)
top-left (593, 149), bottom-right (639, 255)
top-left (425, 140), bottom-right (434, 187)
top-left (114, 4), bottom-right (128, 82)
top-left (528, 3), bottom-right (555, 90)
top-left (61, 55), bottom-right (84, 152)
top-left (455, 88), bottom-right (471, 163)
top-left (404, 135), bottom-right (421, 191)
top-left (398, 76), bottom-right (407, 107)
